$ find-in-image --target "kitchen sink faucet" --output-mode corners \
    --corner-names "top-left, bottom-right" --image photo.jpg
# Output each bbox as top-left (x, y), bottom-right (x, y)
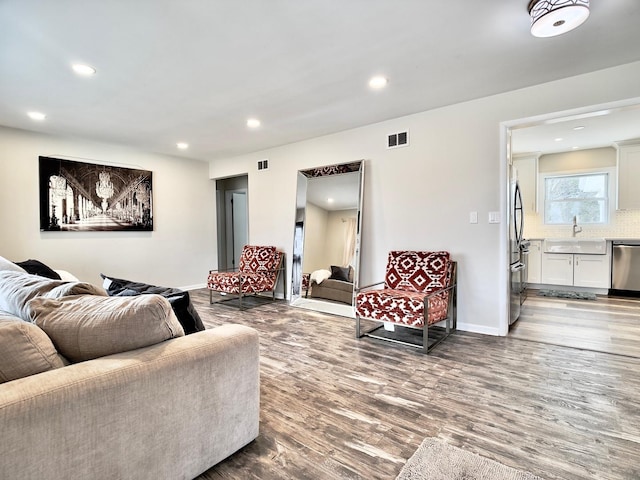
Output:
top-left (572, 216), bottom-right (582, 237)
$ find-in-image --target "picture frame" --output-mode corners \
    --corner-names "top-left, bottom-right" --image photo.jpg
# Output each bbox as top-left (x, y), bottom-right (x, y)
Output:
top-left (39, 156), bottom-right (153, 232)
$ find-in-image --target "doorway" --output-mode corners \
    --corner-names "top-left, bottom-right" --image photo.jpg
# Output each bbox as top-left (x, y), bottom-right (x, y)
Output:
top-left (504, 99), bottom-right (640, 358)
top-left (216, 175), bottom-right (248, 271)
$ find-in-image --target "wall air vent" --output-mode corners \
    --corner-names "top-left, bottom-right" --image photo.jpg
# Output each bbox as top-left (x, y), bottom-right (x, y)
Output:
top-left (387, 131), bottom-right (409, 149)
top-left (257, 159), bottom-right (269, 171)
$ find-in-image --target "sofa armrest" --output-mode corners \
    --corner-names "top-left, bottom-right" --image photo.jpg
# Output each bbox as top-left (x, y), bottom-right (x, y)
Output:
top-left (0, 325), bottom-right (260, 480)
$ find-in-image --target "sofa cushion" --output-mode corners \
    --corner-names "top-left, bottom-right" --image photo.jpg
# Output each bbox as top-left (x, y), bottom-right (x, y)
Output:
top-left (0, 255), bottom-right (26, 274)
top-left (100, 273), bottom-right (205, 334)
top-left (14, 259), bottom-right (61, 280)
top-left (26, 294), bottom-right (185, 363)
top-left (0, 312), bottom-right (67, 384)
top-left (0, 271), bottom-right (107, 321)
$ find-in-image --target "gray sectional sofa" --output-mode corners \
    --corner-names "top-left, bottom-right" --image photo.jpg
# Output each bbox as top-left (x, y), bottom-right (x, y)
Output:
top-left (0, 265), bottom-right (260, 480)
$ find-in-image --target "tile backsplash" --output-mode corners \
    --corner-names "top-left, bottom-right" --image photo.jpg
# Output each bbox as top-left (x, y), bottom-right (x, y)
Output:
top-left (524, 209), bottom-right (640, 239)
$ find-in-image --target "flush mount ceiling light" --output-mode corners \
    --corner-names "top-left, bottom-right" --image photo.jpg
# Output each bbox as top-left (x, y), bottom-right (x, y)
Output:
top-left (176, 142), bottom-right (189, 150)
top-left (369, 76), bottom-right (388, 89)
top-left (71, 63), bottom-right (96, 76)
top-left (528, 0), bottom-right (590, 38)
top-left (27, 111), bottom-right (46, 121)
top-left (247, 118), bottom-right (261, 128)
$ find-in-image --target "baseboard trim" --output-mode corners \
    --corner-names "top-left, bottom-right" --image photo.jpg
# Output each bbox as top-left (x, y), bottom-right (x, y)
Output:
top-left (180, 283), bottom-right (206, 291)
top-left (456, 322), bottom-right (502, 337)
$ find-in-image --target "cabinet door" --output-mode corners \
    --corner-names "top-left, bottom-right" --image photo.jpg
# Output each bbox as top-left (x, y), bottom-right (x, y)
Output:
top-left (574, 254), bottom-right (610, 288)
top-left (617, 144), bottom-right (640, 210)
top-left (527, 240), bottom-right (542, 284)
top-left (513, 156), bottom-right (537, 213)
top-left (541, 253), bottom-right (573, 286)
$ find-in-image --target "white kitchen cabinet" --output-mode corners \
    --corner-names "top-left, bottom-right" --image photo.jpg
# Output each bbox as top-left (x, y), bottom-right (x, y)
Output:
top-left (542, 253), bottom-right (573, 286)
top-left (574, 254), bottom-right (610, 288)
top-left (617, 142), bottom-right (640, 210)
top-left (526, 240), bottom-right (542, 284)
top-left (513, 155), bottom-right (538, 213)
top-left (541, 252), bottom-right (611, 288)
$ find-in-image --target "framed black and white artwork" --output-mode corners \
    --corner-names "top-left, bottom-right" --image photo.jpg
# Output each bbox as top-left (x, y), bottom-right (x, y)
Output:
top-left (39, 156), bottom-right (153, 232)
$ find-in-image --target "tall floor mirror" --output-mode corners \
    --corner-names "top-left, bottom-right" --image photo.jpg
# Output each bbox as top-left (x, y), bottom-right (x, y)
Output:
top-left (290, 161), bottom-right (365, 317)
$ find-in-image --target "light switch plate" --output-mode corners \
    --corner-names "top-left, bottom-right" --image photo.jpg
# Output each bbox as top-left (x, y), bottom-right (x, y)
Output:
top-left (469, 211), bottom-right (478, 224)
top-left (488, 211), bottom-right (501, 224)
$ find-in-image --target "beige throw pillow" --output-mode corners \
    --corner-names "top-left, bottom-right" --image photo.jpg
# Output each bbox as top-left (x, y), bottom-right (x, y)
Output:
top-left (26, 294), bottom-right (185, 363)
top-left (0, 314), bottom-right (67, 384)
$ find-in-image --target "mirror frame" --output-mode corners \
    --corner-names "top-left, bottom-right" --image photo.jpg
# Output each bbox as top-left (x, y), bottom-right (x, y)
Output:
top-left (290, 160), bottom-right (365, 308)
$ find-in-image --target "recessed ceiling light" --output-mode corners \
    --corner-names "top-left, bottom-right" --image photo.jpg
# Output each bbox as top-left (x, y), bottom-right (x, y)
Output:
top-left (176, 142), bottom-right (189, 150)
top-left (72, 63), bottom-right (96, 76)
top-left (573, 125), bottom-right (585, 130)
top-left (369, 76), bottom-right (388, 89)
top-left (555, 137), bottom-right (563, 142)
top-left (247, 118), bottom-right (261, 128)
top-left (327, 198), bottom-right (334, 203)
top-left (572, 146), bottom-right (580, 150)
top-left (27, 111), bottom-right (46, 121)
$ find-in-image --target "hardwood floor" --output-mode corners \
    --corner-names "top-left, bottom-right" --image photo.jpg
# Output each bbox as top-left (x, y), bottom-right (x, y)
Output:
top-left (510, 291), bottom-right (640, 358)
top-left (192, 290), bottom-right (640, 480)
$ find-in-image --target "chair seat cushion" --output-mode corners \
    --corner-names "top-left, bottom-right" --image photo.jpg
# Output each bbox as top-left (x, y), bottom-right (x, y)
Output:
top-left (207, 272), bottom-right (276, 294)
top-left (355, 288), bottom-right (449, 328)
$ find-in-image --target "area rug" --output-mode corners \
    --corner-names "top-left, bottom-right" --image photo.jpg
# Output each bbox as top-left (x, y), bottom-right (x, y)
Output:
top-left (537, 289), bottom-right (596, 300)
top-left (396, 438), bottom-right (544, 480)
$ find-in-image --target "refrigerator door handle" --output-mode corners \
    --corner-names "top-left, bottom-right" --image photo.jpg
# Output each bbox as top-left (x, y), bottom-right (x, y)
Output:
top-left (511, 262), bottom-right (525, 272)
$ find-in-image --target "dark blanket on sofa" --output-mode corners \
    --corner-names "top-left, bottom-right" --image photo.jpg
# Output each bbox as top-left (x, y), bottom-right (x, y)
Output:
top-left (100, 274), bottom-right (205, 334)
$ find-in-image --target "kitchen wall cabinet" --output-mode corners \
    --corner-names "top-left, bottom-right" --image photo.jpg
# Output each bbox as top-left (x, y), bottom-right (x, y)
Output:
top-left (541, 252), bottom-right (610, 288)
top-left (617, 142), bottom-right (640, 210)
top-left (526, 240), bottom-right (542, 284)
top-left (513, 155), bottom-right (538, 213)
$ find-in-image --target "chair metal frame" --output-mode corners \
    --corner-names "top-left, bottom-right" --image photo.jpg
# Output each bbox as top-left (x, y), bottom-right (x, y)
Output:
top-left (355, 261), bottom-right (457, 353)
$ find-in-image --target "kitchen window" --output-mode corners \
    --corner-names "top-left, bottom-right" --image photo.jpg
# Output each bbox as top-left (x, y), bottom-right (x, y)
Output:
top-left (543, 171), bottom-right (610, 225)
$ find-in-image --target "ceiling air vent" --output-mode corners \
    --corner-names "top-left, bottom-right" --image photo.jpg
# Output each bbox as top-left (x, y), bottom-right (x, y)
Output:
top-left (257, 159), bottom-right (269, 171)
top-left (387, 130), bottom-right (409, 149)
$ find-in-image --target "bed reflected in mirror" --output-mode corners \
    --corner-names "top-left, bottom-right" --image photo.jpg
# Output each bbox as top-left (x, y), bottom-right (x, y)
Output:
top-left (290, 161), bottom-right (364, 317)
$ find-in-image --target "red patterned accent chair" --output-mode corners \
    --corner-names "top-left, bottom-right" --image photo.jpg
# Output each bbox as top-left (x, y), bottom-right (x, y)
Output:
top-left (207, 245), bottom-right (284, 309)
top-left (355, 251), bottom-right (457, 353)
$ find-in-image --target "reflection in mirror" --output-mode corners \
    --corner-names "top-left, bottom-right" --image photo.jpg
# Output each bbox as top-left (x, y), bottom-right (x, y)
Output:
top-left (290, 161), bottom-right (364, 317)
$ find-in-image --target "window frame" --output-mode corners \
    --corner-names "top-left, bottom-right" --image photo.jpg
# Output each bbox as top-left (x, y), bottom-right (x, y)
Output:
top-left (539, 167), bottom-right (616, 226)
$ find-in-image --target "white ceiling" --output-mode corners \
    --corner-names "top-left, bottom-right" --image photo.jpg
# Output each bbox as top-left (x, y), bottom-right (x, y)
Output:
top-left (1, 1), bottom-right (640, 162)
top-left (511, 104), bottom-right (640, 155)
top-left (306, 173), bottom-right (360, 212)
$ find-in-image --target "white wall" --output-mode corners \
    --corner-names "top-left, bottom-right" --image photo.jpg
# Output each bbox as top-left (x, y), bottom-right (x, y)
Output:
top-left (0, 126), bottom-right (216, 289)
top-left (302, 202), bottom-right (328, 273)
top-left (209, 61), bottom-right (640, 335)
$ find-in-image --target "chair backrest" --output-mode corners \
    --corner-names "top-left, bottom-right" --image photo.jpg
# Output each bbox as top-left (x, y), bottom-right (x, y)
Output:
top-left (239, 245), bottom-right (279, 274)
top-left (384, 251), bottom-right (451, 294)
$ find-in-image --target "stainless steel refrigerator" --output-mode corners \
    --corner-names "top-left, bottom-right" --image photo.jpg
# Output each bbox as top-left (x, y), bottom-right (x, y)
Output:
top-left (509, 178), bottom-right (525, 325)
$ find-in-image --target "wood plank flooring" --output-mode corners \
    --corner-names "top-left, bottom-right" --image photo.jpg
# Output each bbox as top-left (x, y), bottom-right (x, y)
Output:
top-left (192, 290), bottom-right (640, 480)
top-left (510, 292), bottom-right (640, 358)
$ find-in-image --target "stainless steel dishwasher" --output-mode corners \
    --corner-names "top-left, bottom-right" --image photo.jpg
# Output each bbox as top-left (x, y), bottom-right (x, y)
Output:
top-left (611, 241), bottom-right (640, 295)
